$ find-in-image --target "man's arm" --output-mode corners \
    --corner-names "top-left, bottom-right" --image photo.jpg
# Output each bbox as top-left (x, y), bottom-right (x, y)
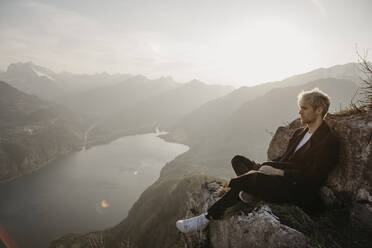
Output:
top-left (260, 128), bottom-right (302, 173)
top-left (261, 161), bottom-right (295, 169)
top-left (259, 165), bottom-right (284, 176)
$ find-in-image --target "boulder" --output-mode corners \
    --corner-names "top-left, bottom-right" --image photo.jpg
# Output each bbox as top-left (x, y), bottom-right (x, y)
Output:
top-left (180, 181), bottom-right (308, 248)
top-left (268, 111), bottom-right (372, 203)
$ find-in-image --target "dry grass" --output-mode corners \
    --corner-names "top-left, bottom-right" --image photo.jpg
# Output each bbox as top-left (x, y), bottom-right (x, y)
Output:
top-left (356, 48), bottom-right (372, 109)
top-left (88, 232), bottom-right (136, 248)
top-left (333, 103), bottom-right (368, 117)
top-left (334, 50), bottom-right (371, 116)
top-left (215, 185), bottom-right (231, 197)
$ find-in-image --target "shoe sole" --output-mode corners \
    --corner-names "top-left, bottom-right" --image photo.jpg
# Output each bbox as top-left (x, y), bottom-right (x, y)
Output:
top-left (239, 191), bottom-right (250, 203)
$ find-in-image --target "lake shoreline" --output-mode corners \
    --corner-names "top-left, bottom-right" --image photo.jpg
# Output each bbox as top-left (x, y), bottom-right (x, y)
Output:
top-left (1, 123), bottom-right (179, 185)
top-left (1, 131), bottom-right (188, 248)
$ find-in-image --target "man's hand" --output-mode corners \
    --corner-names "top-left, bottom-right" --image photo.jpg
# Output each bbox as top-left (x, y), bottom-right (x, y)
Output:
top-left (244, 170), bottom-right (259, 175)
top-left (259, 165), bottom-right (284, 176)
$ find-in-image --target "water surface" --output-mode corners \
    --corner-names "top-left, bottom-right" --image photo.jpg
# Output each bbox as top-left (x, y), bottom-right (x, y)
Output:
top-left (0, 133), bottom-right (188, 248)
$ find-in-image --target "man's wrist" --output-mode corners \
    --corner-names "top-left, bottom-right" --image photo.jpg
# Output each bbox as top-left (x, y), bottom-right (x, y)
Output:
top-left (277, 169), bottom-right (284, 176)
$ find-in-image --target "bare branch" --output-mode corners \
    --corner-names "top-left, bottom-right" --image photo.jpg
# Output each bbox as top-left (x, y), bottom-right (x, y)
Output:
top-left (355, 47), bottom-right (372, 109)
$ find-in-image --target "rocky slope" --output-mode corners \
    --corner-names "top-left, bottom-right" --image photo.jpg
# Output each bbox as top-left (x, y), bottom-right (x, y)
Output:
top-left (0, 81), bottom-right (86, 183)
top-left (182, 110), bottom-right (372, 248)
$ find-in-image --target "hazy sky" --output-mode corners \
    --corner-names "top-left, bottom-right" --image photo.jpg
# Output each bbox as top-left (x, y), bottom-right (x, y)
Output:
top-left (0, 0), bottom-right (371, 86)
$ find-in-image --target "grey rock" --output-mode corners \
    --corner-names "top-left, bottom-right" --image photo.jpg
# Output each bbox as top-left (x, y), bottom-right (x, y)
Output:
top-left (209, 205), bottom-right (307, 248)
top-left (356, 188), bottom-right (372, 203)
top-left (350, 202), bottom-right (372, 247)
top-left (320, 186), bottom-right (339, 207)
top-left (181, 182), bottom-right (308, 248)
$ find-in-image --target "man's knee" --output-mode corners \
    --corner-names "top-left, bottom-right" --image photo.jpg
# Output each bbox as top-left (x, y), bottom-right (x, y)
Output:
top-left (231, 155), bottom-right (245, 166)
top-left (228, 177), bottom-right (240, 189)
top-left (228, 172), bottom-right (259, 189)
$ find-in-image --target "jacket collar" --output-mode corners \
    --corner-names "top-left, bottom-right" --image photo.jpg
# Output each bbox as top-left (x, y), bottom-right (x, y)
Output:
top-left (290, 120), bottom-right (330, 157)
top-left (304, 120), bottom-right (330, 144)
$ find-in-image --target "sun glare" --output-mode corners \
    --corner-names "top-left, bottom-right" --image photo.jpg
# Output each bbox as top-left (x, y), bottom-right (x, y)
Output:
top-left (207, 18), bottom-right (316, 84)
top-left (101, 200), bottom-right (110, 208)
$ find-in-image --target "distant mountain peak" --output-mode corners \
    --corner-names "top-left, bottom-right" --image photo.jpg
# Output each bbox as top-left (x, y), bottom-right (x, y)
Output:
top-left (131, 74), bottom-right (148, 81)
top-left (7, 61), bottom-right (36, 70)
top-left (154, 76), bottom-right (177, 85)
top-left (158, 76), bottom-right (174, 81)
top-left (6, 61), bottom-right (56, 80)
top-left (187, 79), bottom-right (205, 86)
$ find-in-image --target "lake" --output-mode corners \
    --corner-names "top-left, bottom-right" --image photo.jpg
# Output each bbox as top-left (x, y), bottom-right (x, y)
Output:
top-left (0, 132), bottom-right (188, 248)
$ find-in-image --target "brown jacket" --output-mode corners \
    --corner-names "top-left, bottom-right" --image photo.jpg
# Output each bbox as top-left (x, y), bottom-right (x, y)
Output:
top-left (262, 120), bottom-right (340, 194)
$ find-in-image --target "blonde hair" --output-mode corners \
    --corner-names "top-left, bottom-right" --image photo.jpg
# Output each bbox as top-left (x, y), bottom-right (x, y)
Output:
top-left (298, 88), bottom-right (331, 117)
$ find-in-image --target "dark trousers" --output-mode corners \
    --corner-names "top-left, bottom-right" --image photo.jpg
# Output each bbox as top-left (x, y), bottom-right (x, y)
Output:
top-left (207, 155), bottom-right (293, 220)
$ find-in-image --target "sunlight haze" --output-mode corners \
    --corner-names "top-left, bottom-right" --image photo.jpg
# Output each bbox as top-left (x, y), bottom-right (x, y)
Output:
top-left (0, 0), bottom-right (371, 86)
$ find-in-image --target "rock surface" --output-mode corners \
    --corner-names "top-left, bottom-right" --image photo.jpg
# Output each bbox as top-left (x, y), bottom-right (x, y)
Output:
top-left (180, 182), bottom-right (308, 248)
top-left (209, 206), bottom-right (307, 248)
top-left (268, 111), bottom-right (372, 247)
top-left (163, 110), bottom-right (372, 248)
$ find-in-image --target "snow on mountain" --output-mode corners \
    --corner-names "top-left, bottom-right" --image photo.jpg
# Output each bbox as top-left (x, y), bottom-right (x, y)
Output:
top-left (31, 67), bottom-right (56, 81)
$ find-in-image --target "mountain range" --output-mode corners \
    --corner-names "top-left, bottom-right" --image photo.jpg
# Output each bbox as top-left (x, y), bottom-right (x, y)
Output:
top-left (0, 62), bottom-right (132, 101)
top-left (0, 61), bottom-right (364, 170)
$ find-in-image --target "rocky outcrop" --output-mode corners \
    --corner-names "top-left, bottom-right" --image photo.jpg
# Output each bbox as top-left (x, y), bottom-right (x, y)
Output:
top-left (208, 205), bottom-right (307, 248)
top-left (269, 111), bottom-right (372, 248)
top-left (268, 111), bottom-right (372, 203)
top-left (179, 181), bottom-right (309, 248)
top-left (163, 110), bottom-right (371, 248)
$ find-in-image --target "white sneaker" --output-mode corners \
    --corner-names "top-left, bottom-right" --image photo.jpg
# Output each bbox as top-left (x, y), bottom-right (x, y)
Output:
top-left (239, 191), bottom-right (252, 203)
top-left (176, 213), bottom-right (210, 233)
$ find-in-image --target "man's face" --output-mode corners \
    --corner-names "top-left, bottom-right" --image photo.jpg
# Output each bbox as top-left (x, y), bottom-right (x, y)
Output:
top-left (298, 101), bottom-right (321, 124)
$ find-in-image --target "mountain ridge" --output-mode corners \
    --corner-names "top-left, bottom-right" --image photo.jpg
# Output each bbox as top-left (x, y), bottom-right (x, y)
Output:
top-left (0, 80), bottom-right (87, 183)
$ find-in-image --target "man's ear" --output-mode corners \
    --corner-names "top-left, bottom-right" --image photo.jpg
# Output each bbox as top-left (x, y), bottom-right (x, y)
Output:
top-left (315, 106), bottom-right (323, 115)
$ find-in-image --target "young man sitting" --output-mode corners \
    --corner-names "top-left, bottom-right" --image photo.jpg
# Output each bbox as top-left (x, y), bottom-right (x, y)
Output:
top-left (176, 88), bottom-right (340, 233)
